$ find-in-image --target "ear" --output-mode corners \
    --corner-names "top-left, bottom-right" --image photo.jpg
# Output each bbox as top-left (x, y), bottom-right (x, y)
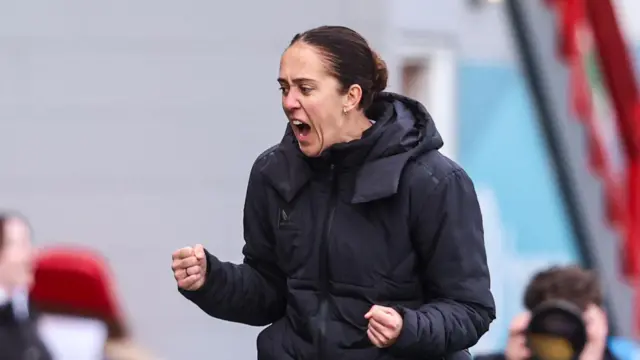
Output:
top-left (343, 84), bottom-right (362, 113)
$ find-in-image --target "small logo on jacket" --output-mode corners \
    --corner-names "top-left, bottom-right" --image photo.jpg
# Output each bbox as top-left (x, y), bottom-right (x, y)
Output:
top-left (278, 208), bottom-right (294, 228)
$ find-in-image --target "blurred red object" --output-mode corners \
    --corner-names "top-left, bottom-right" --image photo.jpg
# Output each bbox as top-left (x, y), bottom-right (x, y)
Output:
top-left (582, 1), bottom-right (640, 338)
top-left (544, 0), bottom-right (640, 337)
top-left (30, 246), bottom-right (127, 338)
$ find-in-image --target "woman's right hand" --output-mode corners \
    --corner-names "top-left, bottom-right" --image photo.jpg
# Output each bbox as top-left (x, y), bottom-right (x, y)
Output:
top-left (504, 312), bottom-right (532, 360)
top-left (171, 244), bottom-right (207, 291)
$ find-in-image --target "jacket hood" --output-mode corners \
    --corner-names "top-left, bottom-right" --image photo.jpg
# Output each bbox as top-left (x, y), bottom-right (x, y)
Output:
top-left (364, 92), bottom-right (443, 160)
top-left (264, 92), bottom-right (443, 203)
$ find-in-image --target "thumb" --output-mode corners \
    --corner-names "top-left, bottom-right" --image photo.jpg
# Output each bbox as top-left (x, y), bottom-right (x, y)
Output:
top-left (194, 244), bottom-right (205, 260)
top-left (364, 305), bottom-right (376, 319)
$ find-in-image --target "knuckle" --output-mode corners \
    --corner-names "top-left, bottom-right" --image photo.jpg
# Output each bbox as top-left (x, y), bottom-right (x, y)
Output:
top-left (179, 258), bottom-right (192, 268)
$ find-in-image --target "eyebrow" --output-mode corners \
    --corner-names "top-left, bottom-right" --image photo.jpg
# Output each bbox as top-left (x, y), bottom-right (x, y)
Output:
top-left (277, 77), bottom-right (316, 85)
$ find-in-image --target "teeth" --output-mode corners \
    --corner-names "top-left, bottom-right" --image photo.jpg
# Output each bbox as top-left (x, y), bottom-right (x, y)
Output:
top-left (292, 120), bottom-right (303, 126)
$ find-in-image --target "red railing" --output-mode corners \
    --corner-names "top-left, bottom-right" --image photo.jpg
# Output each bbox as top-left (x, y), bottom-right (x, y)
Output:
top-left (544, 0), bottom-right (640, 336)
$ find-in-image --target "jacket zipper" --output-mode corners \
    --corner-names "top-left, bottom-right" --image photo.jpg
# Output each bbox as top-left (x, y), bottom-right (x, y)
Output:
top-left (317, 163), bottom-right (338, 360)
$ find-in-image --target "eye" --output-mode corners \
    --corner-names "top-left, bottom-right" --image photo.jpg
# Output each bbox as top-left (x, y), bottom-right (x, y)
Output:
top-left (300, 86), bottom-right (312, 95)
top-left (279, 86), bottom-right (289, 95)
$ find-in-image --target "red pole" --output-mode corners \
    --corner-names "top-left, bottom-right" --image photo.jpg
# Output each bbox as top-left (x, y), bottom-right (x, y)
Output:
top-left (584, 0), bottom-right (640, 337)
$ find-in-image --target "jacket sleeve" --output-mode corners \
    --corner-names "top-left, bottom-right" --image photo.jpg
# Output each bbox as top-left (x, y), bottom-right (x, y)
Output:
top-left (389, 168), bottom-right (496, 357)
top-left (179, 158), bottom-right (287, 326)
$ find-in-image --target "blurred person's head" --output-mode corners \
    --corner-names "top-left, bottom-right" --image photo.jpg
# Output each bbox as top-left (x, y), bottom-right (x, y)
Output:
top-left (30, 246), bottom-right (160, 359)
top-left (279, 25), bottom-right (388, 157)
top-left (524, 265), bottom-right (603, 312)
top-left (504, 265), bottom-right (609, 360)
top-left (0, 212), bottom-right (36, 291)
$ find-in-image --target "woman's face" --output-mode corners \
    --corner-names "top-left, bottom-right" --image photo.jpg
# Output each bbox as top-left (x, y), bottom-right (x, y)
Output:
top-left (278, 42), bottom-right (348, 157)
top-left (0, 218), bottom-right (35, 289)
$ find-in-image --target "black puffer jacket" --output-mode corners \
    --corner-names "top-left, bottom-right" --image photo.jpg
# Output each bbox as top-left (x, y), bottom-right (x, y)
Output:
top-left (181, 93), bottom-right (496, 359)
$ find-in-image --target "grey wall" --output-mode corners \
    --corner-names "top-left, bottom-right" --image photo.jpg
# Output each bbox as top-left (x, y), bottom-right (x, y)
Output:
top-left (389, 0), bottom-right (515, 63)
top-left (0, 1), bottom-right (386, 359)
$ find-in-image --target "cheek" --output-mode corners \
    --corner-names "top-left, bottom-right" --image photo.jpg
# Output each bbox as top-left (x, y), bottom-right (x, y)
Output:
top-left (304, 102), bottom-right (339, 133)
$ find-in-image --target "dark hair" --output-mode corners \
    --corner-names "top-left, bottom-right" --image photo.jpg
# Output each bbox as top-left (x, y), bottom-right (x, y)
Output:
top-left (523, 265), bottom-right (603, 311)
top-left (290, 25), bottom-right (388, 110)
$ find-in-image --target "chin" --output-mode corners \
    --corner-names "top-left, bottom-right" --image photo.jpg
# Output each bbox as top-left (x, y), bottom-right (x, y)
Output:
top-left (298, 143), bottom-right (322, 157)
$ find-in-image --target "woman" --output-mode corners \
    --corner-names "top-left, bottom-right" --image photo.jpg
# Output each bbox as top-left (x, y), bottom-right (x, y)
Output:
top-left (172, 25), bottom-right (495, 359)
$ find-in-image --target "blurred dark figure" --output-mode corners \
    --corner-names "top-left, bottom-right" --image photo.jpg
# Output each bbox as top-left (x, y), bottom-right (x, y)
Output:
top-left (475, 265), bottom-right (618, 360)
top-left (0, 212), bottom-right (52, 360)
top-left (30, 245), bottom-right (156, 360)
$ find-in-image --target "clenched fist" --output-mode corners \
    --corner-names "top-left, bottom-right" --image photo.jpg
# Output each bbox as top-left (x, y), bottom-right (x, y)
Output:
top-left (172, 244), bottom-right (207, 291)
top-left (364, 305), bottom-right (403, 348)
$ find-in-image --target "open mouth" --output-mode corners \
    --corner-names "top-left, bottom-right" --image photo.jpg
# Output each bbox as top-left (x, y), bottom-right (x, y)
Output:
top-left (291, 120), bottom-right (311, 138)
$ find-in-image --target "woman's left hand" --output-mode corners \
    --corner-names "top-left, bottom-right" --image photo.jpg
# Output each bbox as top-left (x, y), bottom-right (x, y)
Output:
top-left (364, 305), bottom-right (403, 348)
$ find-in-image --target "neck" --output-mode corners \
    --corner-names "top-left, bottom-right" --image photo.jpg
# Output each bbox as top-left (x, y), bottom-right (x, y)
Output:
top-left (339, 113), bottom-right (373, 143)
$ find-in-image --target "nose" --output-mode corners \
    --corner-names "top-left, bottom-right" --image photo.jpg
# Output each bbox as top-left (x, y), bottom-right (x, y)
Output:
top-left (282, 92), bottom-right (301, 113)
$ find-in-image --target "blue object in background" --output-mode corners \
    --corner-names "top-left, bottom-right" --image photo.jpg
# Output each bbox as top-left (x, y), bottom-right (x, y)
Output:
top-left (609, 336), bottom-right (640, 360)
top-left (458, 63), bottom-right (583, 354)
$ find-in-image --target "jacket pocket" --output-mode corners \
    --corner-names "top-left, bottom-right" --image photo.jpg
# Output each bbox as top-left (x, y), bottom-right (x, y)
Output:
top-left (274, 226), bottom-right (306, 275)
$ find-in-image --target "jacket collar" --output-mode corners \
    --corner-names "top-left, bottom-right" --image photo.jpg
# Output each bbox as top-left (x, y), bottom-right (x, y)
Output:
top-left (261, 140), bottom-right (417, 204)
